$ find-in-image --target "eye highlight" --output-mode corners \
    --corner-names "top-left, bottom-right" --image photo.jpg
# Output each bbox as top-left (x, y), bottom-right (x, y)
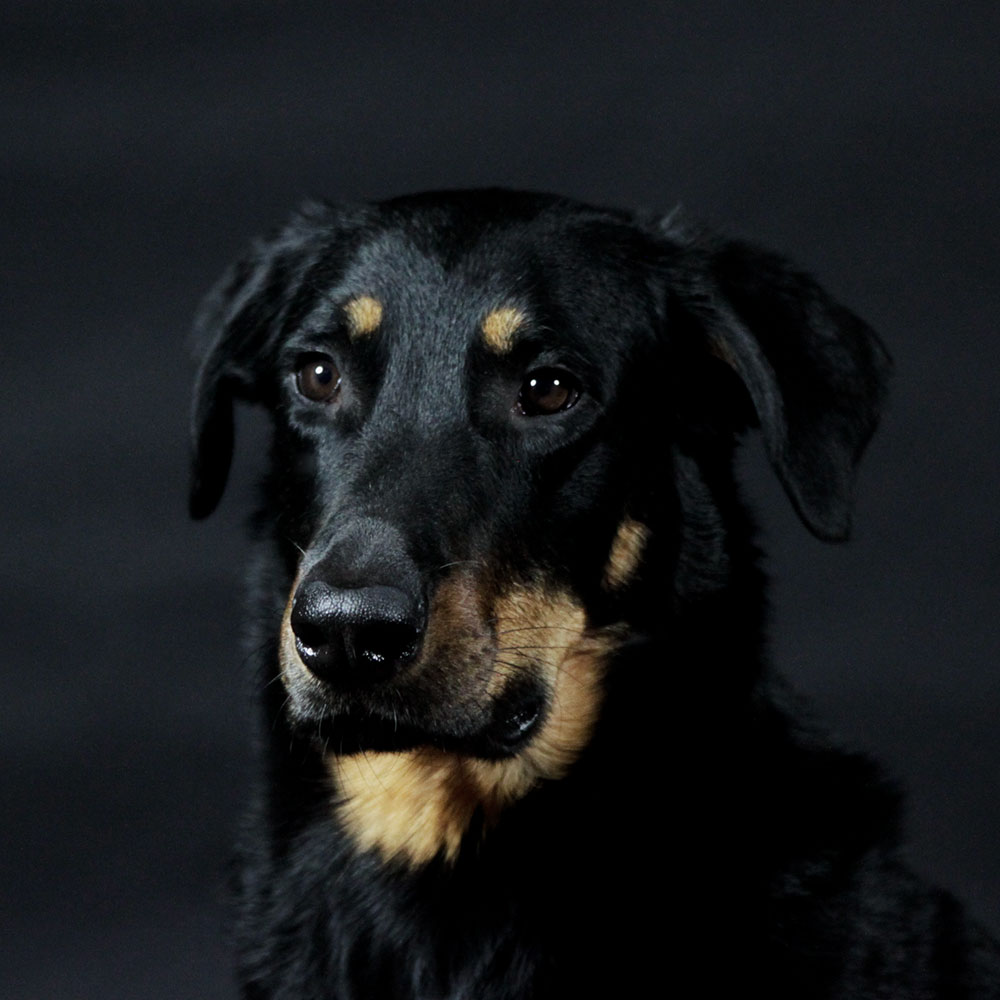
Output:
top-left (516, 368), bottom-right (581, 417)
top-left (294, 353), bottom-right (341, 403)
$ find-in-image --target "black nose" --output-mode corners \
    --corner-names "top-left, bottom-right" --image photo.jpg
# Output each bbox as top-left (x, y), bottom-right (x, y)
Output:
top-left (290, 580), bottom-right (424, 687)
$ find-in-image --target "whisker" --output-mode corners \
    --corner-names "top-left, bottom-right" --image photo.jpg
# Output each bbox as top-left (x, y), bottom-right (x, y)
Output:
top-left (494, 624), bottom-right (584, 635)
top-left (498, 644), bottom-right (574, 653)
top-left (433, 558), bottom-right (486, 573)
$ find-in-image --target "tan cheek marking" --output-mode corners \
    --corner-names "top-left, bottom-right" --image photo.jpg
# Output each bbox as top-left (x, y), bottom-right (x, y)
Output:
top-left (327, 584), bottom-right (619, 867)
top-left (481, 306), bottom-right (526, 353)
top-left (344, 295), bottom-right (383, 338)
top-left (278, 573), bottom-right (329, 696)
top-left (279, 578), bottom-right (302, 681)
top-left (491, 587), bottom-right (612, 788)
top-left (603, 517), bottom-right (650, 590)
top-left (418, 571), bottom-right (494, 685)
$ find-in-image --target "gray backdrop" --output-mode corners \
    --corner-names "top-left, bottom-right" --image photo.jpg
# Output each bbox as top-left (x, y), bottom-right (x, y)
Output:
top-left (3, 3), bottom-right (998, 997)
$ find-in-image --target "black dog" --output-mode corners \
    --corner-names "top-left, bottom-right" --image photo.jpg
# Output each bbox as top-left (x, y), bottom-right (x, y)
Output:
top-left (190, 189), bottom-right (999, 998)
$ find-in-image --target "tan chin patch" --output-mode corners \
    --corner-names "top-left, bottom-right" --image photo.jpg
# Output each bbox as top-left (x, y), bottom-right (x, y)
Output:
top-left (328, 584), bottom-right (617, 866)
top-left (603, 517), bottom-right (650, 591)
top-left (481, 306), bottom-right (526, 353)
top-left (344, 295), bottom-right (383, 338)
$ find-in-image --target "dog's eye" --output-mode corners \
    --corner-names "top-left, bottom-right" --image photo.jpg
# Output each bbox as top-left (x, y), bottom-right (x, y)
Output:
top-left (294, 354), bottom-right (341, 403)
top-left (516, 368), bottom-right (581, 417)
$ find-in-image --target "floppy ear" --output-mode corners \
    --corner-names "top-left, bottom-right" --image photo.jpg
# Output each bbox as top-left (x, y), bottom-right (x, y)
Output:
top-left (189, 203), bottom-right (346, 519)
top-left (668, 230), bottom-right (891, 541)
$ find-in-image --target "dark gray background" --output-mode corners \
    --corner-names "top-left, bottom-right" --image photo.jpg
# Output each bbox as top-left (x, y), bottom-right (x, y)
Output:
top-left (3, 3), bottom-right (998, 997)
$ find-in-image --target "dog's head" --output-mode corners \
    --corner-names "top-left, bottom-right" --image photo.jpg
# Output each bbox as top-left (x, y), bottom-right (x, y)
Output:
top-left (190, 190), bottom-right (889, 862)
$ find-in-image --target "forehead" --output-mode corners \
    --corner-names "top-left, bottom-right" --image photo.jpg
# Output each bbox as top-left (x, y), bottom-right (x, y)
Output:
top-left (342, 228), bottom-right (515, 329)
top-left (294, 199), bottom-right (659, 358)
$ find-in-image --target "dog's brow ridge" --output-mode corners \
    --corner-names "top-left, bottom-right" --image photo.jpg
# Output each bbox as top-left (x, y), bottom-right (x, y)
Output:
top-left (344, 295), bottom-right (384, 338)
top-left (481, 306), bottom-right (527, 353)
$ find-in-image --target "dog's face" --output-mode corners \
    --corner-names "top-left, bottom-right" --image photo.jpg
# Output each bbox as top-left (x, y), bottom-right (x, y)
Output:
top-left (191, 190), bottom-right (889, 862)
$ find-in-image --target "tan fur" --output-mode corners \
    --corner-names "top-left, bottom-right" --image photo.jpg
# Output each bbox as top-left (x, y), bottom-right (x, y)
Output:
top-left (416, 571), bottom-right (494, 688)
top-left (278, 574), bottom-right (323, 693)
top-left (481, 306), bottom-right (526, 353)
top-left (279, 577), bottom-right (298, 679)
top-left (344, 295), bottom-right (383, 337)
top-left (603, 517), bottom-right (650, 590)
top-left (327, 583), bottom-right (617, 866)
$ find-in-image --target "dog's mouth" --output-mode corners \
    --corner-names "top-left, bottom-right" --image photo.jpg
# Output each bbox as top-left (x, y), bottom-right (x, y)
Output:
top-left (279, 568), bottom-right (619, 776)
top-left (312, 684), bottom-right (546, 759)
top-left (278, 569), bottom-right (581, 757)
top-left (278, 572), bottom-right (622, 865)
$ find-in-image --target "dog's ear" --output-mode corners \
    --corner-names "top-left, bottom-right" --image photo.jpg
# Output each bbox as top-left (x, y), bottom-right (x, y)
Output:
top-left (189, 204), bottom-right (346, 519)
top-left (668, 230), bottom-right (891, 541)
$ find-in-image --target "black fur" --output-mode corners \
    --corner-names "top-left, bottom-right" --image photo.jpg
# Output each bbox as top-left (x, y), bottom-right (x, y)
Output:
top-left (190, 189), bottom-right (1000, 998)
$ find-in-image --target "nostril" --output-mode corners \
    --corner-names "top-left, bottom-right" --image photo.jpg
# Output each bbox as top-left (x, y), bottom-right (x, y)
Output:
top-left (290, 581), bottom-right (336, 640)
top-left (350, 621), bottom-right (422, 670)
top-left (291, 619), bottom-right (330, 654)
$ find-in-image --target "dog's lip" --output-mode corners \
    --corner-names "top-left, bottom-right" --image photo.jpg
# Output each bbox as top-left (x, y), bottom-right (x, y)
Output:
top-left (484, 692), bottom-right (544, 753)
top-left (314, 697), bottom-right (543, 760)
top-left (316, 712), bottom-right (430, 755)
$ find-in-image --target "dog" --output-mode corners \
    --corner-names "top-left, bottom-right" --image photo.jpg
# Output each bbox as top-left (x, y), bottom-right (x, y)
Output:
top-left (190, 189), bottom-right (1000, 998)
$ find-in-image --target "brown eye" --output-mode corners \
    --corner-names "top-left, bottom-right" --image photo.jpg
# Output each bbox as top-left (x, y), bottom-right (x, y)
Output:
top-left (294, 354), bottom-right (341, 403)
top-left (516, 368), bottom-right (581, 416)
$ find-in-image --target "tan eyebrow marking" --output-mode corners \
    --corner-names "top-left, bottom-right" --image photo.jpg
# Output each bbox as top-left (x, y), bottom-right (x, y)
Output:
top-left (482, 306), bottom-right (527, 353)
top-left (344, 296), bottom-right (383, 338)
